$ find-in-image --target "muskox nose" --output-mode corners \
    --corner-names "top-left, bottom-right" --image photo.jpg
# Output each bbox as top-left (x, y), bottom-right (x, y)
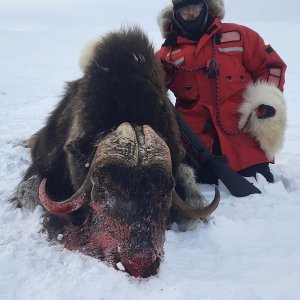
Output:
top-left (118, 254), bottom-right (160, 278)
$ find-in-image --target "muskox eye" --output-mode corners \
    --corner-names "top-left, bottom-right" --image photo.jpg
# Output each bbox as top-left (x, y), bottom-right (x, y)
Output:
top-left (68, 207), bottom-right (90, 226)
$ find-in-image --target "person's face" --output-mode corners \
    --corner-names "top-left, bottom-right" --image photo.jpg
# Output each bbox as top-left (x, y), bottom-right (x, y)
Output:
top-left (178, 3), bottom-right (203, 21)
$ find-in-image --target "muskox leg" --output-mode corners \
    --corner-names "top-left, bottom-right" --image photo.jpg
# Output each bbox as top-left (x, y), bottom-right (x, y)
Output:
top-left (13, 174), bottom-right (42, 211)
top-left (10, 129), bottom-right (43, 209)
top-left (174, 163), bottom-right (210, 231)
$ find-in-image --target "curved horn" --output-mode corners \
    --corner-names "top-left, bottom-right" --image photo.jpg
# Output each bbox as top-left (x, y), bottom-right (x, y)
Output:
top-left (39, 176), bottom-right (91, 214)
top-left (172, 187), bottom-right (220, 218)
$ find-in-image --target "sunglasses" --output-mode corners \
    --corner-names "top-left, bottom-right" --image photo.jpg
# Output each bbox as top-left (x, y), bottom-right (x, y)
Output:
top-left (177, 3), bottom-right (203, 15)
top-left (172, 0), bottom-right (203, 5)
top-left (172, 0), bottom-right (184, 4)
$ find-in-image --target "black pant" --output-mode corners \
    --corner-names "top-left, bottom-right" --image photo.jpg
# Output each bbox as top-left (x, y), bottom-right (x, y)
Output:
top-left (238, 163), bottom-right (274, 183)
top-left (195, 161), bottom-right (274, 185)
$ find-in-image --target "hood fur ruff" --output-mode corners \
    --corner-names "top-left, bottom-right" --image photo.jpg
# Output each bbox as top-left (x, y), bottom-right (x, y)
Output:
top-left (158, 0), bottom-right (225, 39)
top-left (238, 81), bottom-right (287, 160)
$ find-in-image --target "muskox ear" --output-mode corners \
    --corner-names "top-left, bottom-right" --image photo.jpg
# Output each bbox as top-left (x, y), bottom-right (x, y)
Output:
top-left (79, 37), bottom-right (102, 73)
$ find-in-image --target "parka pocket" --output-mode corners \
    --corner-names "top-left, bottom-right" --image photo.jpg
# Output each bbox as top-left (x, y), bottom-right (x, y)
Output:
top-left (217, 50), bottom-right (251, 101)
top-left (171, 74), bottom-right (200, 109)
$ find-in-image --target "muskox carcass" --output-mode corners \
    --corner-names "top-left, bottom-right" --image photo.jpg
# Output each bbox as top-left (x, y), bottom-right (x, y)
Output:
top-left (14, 26), bottom-right (220, 278)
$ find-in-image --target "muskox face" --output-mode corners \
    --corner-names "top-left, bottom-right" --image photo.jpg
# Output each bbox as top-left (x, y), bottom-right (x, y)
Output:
top-left (39, 123), bottom-right (174, 277)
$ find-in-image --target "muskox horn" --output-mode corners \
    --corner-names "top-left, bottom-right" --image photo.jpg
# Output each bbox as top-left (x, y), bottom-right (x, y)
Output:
top-left (142, 125), bottom-right (172, 171)
top-left (39, 176), bottom-right (91, 214)
top-left (39, 149), bottom-right (97, 214)
top-left (94, 122), bottom-right (138, 167)
top-left (172, 187), bottom-right (220, 218)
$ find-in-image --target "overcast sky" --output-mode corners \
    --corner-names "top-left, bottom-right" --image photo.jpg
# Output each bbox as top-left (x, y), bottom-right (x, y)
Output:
top-left (1, 0), bottom-right (299, 32)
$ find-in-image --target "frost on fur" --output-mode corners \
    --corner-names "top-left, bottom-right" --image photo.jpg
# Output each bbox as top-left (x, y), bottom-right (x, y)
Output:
top-left (15, 175), bottom-right (41, 211)
top-left (238, 81), bottom-right (287, 160)
top-left (79, 38), bottom-right (102, 73)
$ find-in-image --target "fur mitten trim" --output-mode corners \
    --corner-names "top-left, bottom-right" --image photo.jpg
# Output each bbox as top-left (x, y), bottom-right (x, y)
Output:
top-left (238, 81), bottom-right (287, 160)
top-left (157, 0), bottom-right (225, 39)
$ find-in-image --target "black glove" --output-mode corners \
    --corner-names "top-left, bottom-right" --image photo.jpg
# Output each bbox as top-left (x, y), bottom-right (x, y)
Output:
top-left (255, 104), bottom-right (276, 119)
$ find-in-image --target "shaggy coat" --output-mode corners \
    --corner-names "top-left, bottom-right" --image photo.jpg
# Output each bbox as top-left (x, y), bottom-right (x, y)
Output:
top-left (26, 27), bottom-right (182, 199)
top-left (17, 26), bottom-right (209, 230)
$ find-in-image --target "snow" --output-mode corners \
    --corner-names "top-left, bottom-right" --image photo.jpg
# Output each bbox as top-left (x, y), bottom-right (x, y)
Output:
top-left (116, 262), bottom-right (126, 272)
top-left (1, 1), bottom-right (300, 299)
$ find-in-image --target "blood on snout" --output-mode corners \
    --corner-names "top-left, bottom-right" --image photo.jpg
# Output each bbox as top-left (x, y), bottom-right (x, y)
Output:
top-left (87, 201), bottom-right (164, 277)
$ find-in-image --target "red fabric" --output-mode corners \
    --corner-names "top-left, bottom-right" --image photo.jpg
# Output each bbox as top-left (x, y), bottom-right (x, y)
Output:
top-left (157, 18), bottom-right (286, 171)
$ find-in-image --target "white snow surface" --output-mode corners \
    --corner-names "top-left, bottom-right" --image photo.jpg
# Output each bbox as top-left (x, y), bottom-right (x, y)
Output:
top-left (1, 7), bottom-right (300, 300)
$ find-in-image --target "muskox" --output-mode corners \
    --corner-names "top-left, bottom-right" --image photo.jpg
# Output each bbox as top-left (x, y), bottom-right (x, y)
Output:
top-left (14, 26), bottom-right (219, 278)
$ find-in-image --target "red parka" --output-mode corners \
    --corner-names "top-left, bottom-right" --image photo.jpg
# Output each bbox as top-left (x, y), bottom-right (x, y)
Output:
top-left (157, 17), bottom-right (287, 171)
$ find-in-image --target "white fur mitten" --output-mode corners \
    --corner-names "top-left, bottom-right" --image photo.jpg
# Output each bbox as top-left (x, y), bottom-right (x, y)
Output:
top-left (238, 81), bottom-right (287, 160)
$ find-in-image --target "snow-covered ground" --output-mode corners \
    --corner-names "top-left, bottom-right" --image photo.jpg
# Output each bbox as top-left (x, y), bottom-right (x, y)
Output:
top-left (1, 2), bottom-right (300, 299)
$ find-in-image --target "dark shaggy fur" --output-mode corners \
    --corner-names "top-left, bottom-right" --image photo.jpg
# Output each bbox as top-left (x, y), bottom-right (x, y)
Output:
top-left (19, 27), bottom-right (185, 225)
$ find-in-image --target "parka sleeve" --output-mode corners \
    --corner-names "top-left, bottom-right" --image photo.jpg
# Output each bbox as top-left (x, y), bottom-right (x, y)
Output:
top-left (242, 26), bottom-right (287, 91)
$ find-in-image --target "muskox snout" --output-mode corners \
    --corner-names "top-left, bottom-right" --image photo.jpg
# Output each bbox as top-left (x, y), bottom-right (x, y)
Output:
top-left (85, 210), bottom-right (165, 278)
top-left (86, 123), bottom-right (172, 277)
top-left (117, 254), bottom-right (161, 278)
top-left (117, 230), bottom-right (163, 277)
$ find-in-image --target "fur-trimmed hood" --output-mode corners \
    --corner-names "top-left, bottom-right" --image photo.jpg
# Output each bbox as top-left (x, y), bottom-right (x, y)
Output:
top-left (158, 0), bottom-right (225, 39)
